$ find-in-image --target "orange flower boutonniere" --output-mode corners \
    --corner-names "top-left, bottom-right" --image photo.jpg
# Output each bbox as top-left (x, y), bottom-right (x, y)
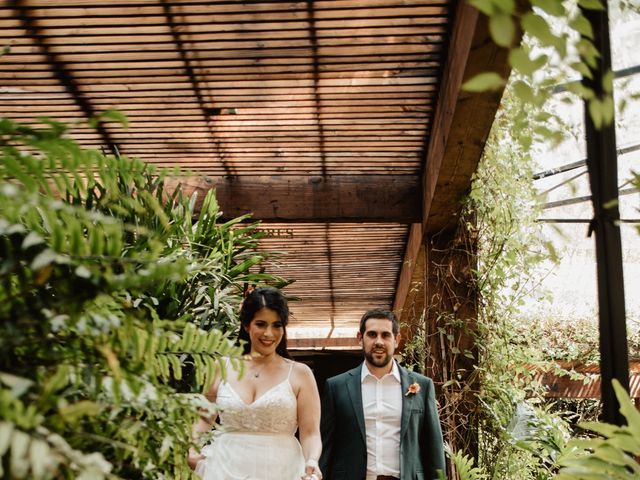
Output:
top-left (405, 382), bottom-right (421, 396)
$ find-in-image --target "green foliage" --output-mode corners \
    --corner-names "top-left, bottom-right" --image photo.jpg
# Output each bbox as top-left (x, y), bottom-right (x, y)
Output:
top-left (465, 0), bottom-right (622, 131)
top-left (468, 82), bottom-right (552, 324)
top-left (556, 380), bottom-right (640, 479)
top-left (464, 70), bottom-right (639, 474)
top-left (619, 0), bottom-right (640, 14)
top-left (507, 401), bottom-right (573, 473)
top-left (0, 116), bottom-right (283, 478)
top-left (441, 445), bottom-right (489, 480)
top-left (401, 310), bottom-right (428, 373)
top-left (462, 60), bottom-right (577, 479)
top-left (462, 72), bottom-right (506, 92)
top-left (517, 315), bottom-right (640, 365)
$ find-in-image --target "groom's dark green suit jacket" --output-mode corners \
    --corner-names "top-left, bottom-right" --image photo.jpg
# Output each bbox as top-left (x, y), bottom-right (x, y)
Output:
top-left (319, 363), bottom-right (445, 480)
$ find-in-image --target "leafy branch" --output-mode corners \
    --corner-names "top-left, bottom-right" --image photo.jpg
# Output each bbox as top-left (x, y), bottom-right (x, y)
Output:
top-left (0, 115), bottom-right (286, 479)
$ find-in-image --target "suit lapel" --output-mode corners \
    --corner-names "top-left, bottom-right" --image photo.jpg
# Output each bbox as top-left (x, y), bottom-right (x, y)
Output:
top-left (346, 364), bottom-right (366, 443)
top-left (399, 366), bottom-right (412, 440)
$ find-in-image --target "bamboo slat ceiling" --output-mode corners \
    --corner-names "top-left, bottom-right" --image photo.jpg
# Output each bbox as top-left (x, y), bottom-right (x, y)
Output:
top-left (257, 223), bottom-right (408, 345)
top-left (1, 0), bottom-right (466, 348)
top-left (2, 0), bottom-right (448, 176)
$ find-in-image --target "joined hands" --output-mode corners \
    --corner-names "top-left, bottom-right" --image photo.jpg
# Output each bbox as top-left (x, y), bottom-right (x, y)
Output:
top-left (302, 458), bottom-right (322, 480)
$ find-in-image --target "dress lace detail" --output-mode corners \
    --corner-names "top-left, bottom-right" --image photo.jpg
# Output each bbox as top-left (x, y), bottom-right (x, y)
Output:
top-left (218, 380), bottom-right (298, 434)
top-left (195, 361), bottom-right (305, 480)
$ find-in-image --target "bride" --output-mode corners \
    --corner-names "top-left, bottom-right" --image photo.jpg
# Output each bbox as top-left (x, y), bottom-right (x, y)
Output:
top-left (188, 287), bottom-right (323, 480)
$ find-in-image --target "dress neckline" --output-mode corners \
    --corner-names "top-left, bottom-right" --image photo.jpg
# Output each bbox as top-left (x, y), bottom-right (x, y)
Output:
top-left (225, 378), bottom-right (292, 407)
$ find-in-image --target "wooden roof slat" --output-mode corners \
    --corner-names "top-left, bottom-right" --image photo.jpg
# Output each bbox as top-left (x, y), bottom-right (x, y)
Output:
top-left (5, 35), bottom-right (445, 52)
top-left (11, 5), bottom-right (448, 23)
top-left (3, 16), bottom-right (446, 33)
top-left (15, 3), bottom-right (446, 17)
top-left (9, 0), bottom-right (447, 13)
top-left (3, 46), bottom-right (442, 64)
top-left (0, 54), bottom-right (439, 69)
top-left (0, 16), bottom-right (449, 36)
top-left (0, 109), bottom-right (426, 121)
top-left (7, 0), bottom-right (441, 6)
top-left (0, 33), bottom-right (444, 48)
top-left (0, 62), bottom-right (440, 74)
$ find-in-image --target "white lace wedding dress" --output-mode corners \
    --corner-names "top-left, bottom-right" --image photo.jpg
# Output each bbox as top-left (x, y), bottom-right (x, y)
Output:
top-left (195, 362), bottom-right (305, 480)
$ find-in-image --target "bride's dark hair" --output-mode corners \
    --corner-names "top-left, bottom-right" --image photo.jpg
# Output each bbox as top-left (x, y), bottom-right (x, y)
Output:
top-left (238, 287), bottom-right (291, 359)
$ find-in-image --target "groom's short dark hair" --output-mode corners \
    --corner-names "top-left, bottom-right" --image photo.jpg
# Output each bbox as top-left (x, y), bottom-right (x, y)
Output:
top-left (359, 308), bottom-right (399, 335)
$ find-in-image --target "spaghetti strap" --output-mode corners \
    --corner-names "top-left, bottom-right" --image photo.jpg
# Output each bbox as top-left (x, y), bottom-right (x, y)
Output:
top-left (286, 360), bottom-right (295, 380)
top-left (222, 356), bottom-right (234, 385)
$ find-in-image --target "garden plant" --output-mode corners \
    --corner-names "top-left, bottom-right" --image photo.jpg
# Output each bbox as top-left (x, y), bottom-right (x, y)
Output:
top-left (0, 114), bottom-right (287, 479)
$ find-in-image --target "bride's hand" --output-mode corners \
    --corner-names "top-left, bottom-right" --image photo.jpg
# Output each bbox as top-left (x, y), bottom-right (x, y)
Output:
top-left (301, 459), bottom-right (322, 480)
top-left (187, 448), bottom-right (205, 470)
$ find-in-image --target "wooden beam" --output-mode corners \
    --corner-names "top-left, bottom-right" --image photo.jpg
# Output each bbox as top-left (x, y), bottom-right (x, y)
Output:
top-left (396, 241), bottom-right (426, 354)
top-left (288, 337), bottom-right (360, 349)
top-left (168, 174), bottom-right (421, 222)
top-left (393, 222), bottom-right (423, 314)
top-left (422, 2), bottom-right (511, 234)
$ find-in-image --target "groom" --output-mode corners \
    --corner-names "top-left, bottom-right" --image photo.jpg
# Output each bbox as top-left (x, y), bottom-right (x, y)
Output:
top-left (319, 308), bottom-right (445, 480)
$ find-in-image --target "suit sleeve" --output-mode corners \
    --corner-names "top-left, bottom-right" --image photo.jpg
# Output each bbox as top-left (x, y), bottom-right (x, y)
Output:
top-left (319, 379), bottom-right (336, 478)
top-left (423, 377), bottom-right (446, 480)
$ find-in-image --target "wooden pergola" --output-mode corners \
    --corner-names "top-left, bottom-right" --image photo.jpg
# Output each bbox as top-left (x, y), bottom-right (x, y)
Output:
top-left (0, 0), bottom-right (509, 352)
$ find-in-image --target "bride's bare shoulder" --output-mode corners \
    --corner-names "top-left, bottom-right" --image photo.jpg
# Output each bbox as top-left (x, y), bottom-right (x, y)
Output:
top-left (288, 360), bottom-right (316, 386)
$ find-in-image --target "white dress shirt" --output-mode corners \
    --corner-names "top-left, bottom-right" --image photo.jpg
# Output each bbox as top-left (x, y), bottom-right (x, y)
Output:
top-left (361, 361), bottom-right (402, 480)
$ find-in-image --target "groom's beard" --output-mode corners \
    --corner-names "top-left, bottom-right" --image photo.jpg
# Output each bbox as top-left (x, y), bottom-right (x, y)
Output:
top-left (364, 347), bottom-right (393, 368)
